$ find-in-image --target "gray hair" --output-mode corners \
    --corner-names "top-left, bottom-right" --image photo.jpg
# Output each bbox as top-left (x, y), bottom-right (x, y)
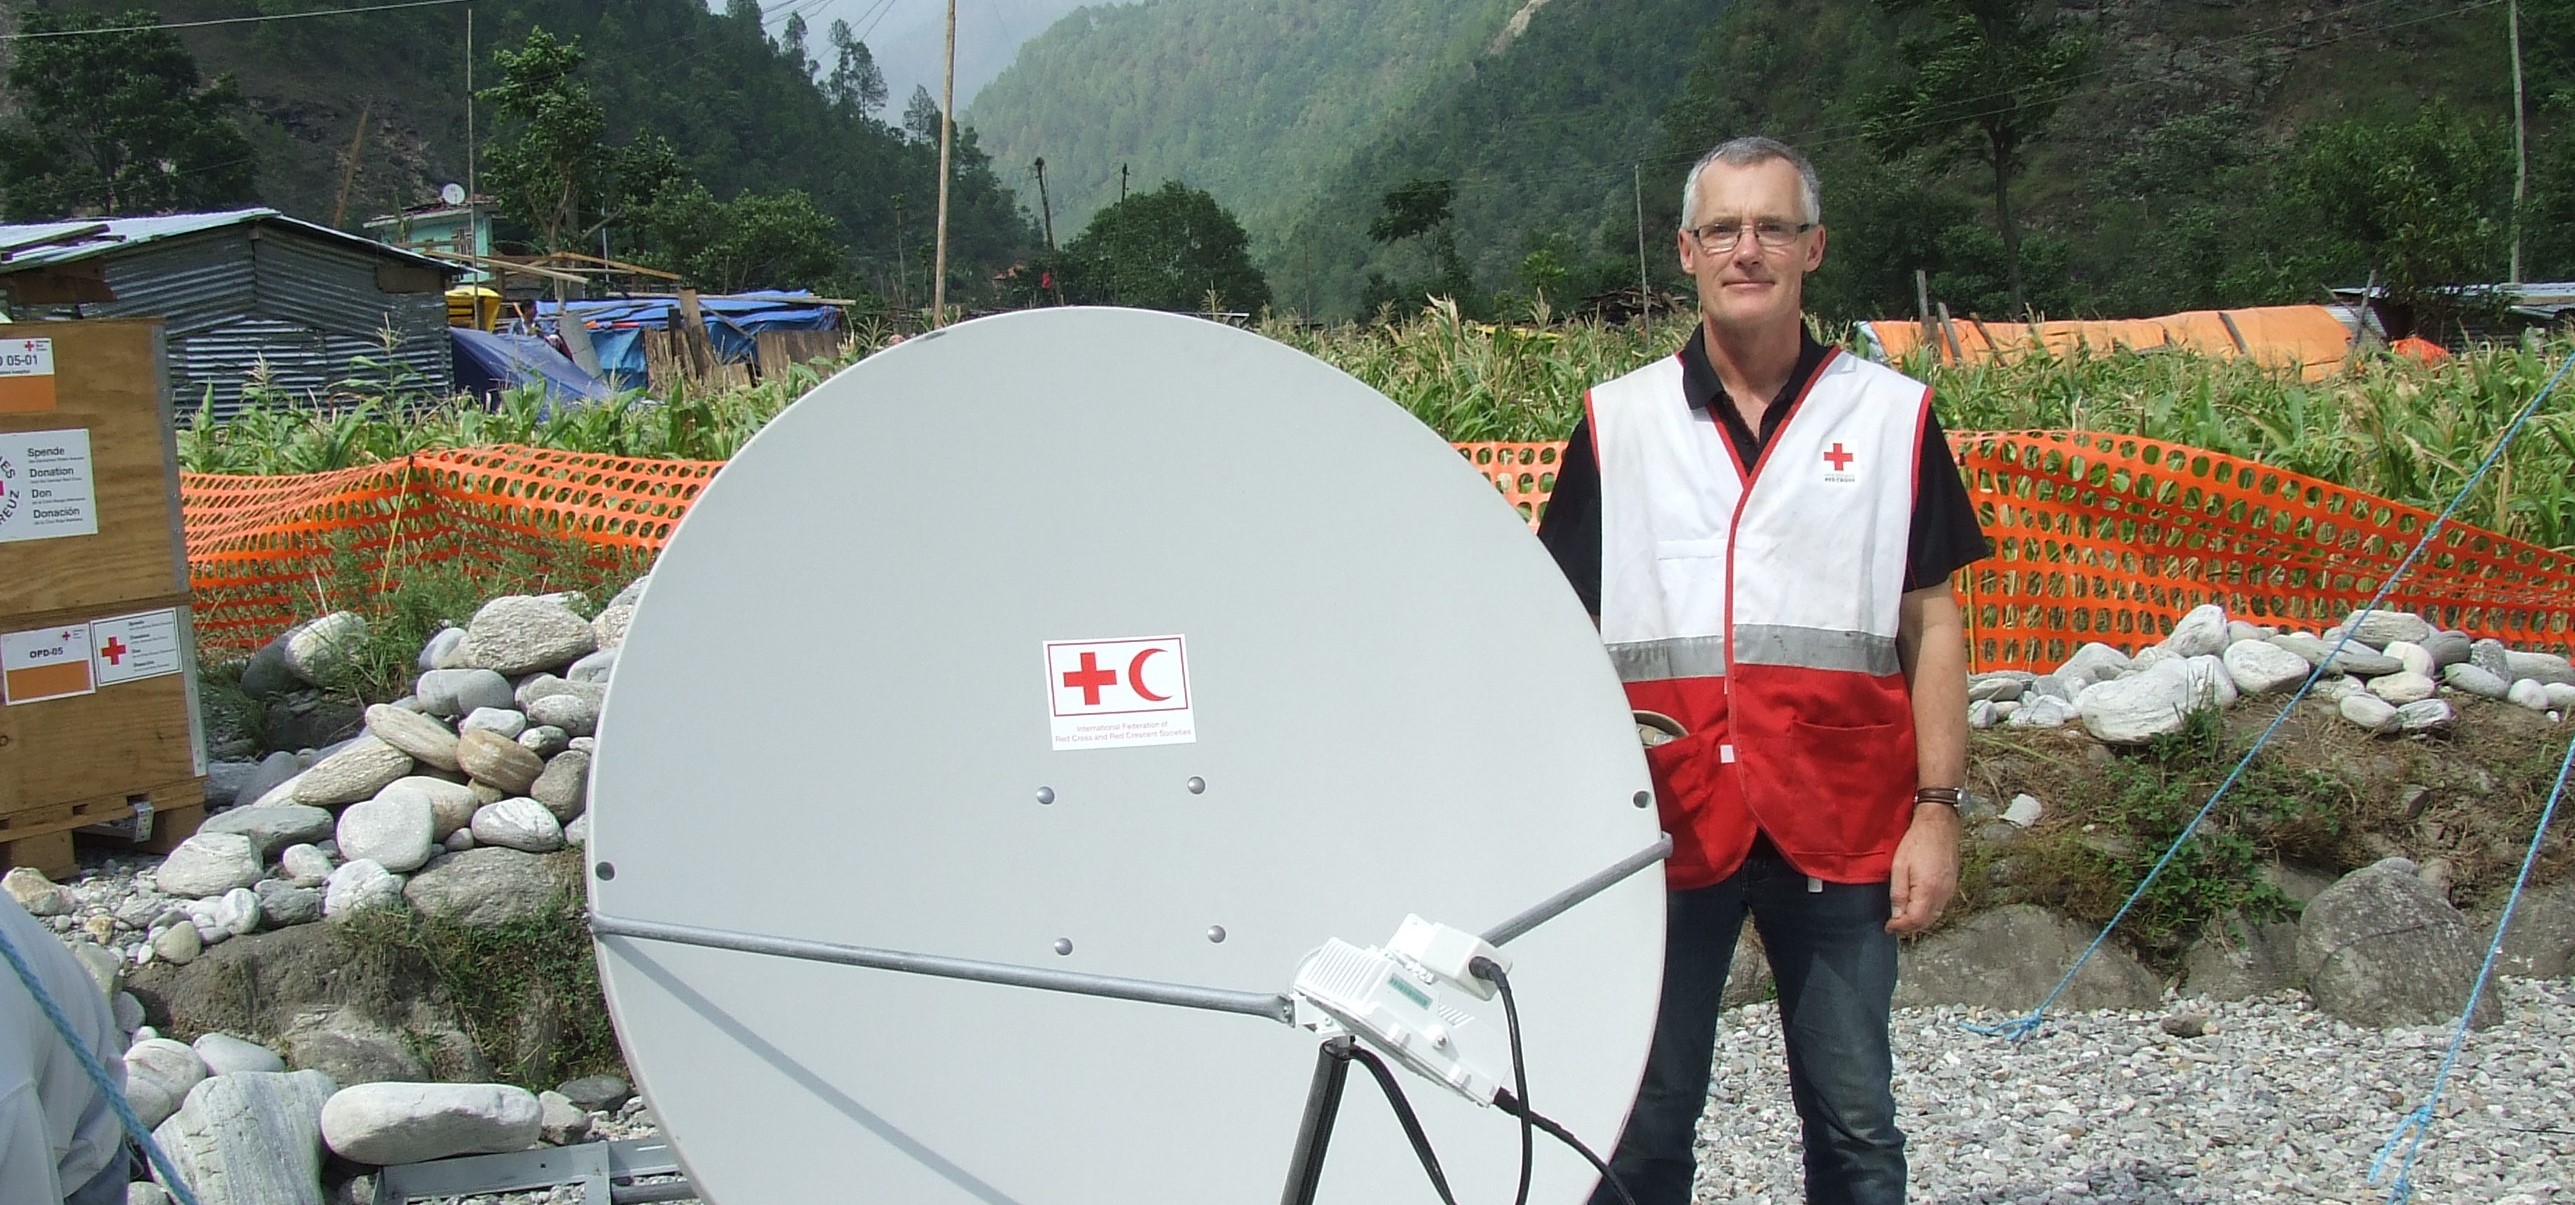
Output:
top-left (1679, 137), bottom-right (1822, 229)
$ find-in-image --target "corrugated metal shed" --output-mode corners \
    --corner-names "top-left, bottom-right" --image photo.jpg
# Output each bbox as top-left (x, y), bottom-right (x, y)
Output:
top-left (0, 208), bottom-right (459, 420)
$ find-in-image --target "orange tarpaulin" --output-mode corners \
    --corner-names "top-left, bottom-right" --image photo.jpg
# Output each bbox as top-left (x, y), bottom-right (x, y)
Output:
top-left (185, 436), bottom-right (2575, 670)
top-left (1864, 305), bottom-right (2356, 382)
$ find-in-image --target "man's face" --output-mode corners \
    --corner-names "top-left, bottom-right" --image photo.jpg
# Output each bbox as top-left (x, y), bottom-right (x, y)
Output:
top-left (1677, 159), bottom-right (1827, 334)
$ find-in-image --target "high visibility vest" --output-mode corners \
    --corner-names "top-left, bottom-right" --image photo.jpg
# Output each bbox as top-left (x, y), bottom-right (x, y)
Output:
top-left (1588, 346), bottom-right (1931, 887)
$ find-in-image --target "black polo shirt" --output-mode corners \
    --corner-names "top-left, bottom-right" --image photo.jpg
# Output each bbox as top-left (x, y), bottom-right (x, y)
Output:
top-left (1536, 326), bottom-right (1992, 616)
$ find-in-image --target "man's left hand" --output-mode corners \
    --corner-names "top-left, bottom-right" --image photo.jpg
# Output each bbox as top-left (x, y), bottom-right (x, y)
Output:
top-left (1885, 803), bottom-right (1962, 935)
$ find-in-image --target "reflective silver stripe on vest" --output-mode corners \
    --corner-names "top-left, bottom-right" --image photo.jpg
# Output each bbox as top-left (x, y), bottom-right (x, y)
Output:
top-left (1731, 624), bottom-right (1900, 676)
top-left (1606, 635), bottom-right (1728, 683)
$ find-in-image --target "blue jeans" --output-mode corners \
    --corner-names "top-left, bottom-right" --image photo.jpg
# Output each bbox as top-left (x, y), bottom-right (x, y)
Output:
top-left (1589, 845), bottom-right (1906, 1205)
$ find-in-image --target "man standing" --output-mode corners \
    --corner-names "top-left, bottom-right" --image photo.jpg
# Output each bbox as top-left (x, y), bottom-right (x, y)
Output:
top-left (0, 891), bottom-right (128, 1205)
top-left (1537, 137), bottom-right (1987, 1204)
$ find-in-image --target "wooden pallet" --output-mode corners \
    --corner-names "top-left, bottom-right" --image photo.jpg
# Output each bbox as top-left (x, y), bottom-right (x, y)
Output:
top-left (0, 777), bottom-right (202, 879)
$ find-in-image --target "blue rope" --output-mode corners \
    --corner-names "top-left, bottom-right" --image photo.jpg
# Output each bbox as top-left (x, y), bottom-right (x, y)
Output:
top-left (1966, 350), bottom-right (2575, 1043)
top-left (2368, 725), bottom-right (2575, 1204)
top-left (0, 918), bottom-right (204, 1205)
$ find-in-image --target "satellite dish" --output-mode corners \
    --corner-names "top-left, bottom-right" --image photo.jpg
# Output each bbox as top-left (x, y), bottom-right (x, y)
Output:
top-left (439, 182), bottom-right (467, 206)
top-left (588, 308), bottom-right (1665, 1203)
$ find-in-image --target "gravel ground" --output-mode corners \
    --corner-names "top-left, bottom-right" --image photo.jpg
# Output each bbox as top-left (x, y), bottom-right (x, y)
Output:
top-left (1695, 979), bottom-right (2575, 1204)
top-left (423, 980), bottom-right (2572, 1204)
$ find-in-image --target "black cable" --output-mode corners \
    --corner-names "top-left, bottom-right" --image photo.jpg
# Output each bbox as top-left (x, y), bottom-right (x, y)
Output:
top-left (1473, 958), bottom-right (1536, 1205)
top-left (1343, 1045), bottom-right (1463, 1205)
top-left (1493, 1091), bottom-right (1639, 1205)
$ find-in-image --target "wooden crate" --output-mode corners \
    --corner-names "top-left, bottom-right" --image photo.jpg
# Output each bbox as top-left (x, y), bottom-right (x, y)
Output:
top-left (0, 318), bottom-right (187, 618)
top-left (0, 594), bottom-right (205, 816)
top-left (0, 778), bottom-right (204, 880)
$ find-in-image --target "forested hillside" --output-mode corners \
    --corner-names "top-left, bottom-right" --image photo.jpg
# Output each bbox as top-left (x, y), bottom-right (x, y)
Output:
top-left (2, 0), bottom-right (1037, 303)
top-left (974, 0), bottom-right (2575, 321)
top-left (964, 0), bottom-right (1521, 240)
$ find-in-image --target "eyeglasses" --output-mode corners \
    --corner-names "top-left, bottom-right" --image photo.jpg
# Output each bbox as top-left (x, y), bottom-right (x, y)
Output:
top-left (1686, 219), bottom-right (1817, 252)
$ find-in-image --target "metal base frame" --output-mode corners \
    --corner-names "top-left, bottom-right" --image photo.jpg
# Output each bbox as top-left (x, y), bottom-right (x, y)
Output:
top-left (370, 1137), bottom-right (691, 1204)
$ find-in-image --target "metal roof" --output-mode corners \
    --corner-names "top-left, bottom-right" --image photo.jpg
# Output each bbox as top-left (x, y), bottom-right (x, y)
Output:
top-left (0, 207), bottom-right (456, 275)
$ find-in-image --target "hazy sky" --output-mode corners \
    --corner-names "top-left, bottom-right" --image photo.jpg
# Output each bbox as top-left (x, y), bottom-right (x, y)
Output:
top-left (781, 0), bottom-right (1097, 114)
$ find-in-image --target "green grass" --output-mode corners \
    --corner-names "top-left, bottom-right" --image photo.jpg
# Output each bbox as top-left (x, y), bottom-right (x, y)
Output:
top-left (182, 306), bottom-right (2575, 548)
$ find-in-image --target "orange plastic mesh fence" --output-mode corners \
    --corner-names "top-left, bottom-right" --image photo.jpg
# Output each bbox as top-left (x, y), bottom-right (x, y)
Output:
top-left (182, 438), bottom-right (2575, 667)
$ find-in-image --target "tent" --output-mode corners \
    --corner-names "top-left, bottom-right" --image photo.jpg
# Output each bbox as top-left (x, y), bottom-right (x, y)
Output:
top-left (524, 290), bottom-right (842, 387)
top-left (451, 327), bottom-right (614, 411)
top-left (1860, 305), bottom-right (2357, 382)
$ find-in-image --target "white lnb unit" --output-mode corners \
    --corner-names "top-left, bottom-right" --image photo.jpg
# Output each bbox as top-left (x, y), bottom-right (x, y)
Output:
top-left (1388, 914), bottom-right (1510, 1000)
top-left (1292, 937), bottom-right (1502, 1105)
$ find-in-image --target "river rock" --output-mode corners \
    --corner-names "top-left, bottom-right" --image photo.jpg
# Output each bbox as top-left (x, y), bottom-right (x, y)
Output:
top-left (4, 866), bottom-right (70, 916)
top-left (529, 751), bottom-right (588, 822)
top-left (418, 627), bottom-right (464, 672)
top-left (2078, 662), bottom-right (2197, 744)
top-left (414, 668), bottom-right (514, 719)
top-left (200, 804), bottom-right (334, 860)
top-left (279, 1010), bottom-right (431, 1087)
top-left (202, 887), bottom-right (262, 940)
top-left (238, 636), bottom-right (296, 698)
top-left (2270, 633), bottom-right (2402, 677)
top-left (152, 922), bottom-right (202, 964)
top-left (1896, 905), bottom-right (2162, 1011)
top-left (322, 859), bottom-right (405, 921)
top-left (2339, 693), bottom-right (2401, 734)
top-left (513, 675), bottom-right (602, 714)
top-left (2219, 638), bottom-right (2309, 695)
top-left (335, 792), bottom-right (436, 874)
top-left (321, 1081), bottom-right (545, 1165)
top-left (1967, 672), bottom-right (2028, 703)
top-left (566, 646), bottom-right (618, 685)
top-left (2490, 882), bottom-right (2575, 977)
top-left (459, 706), bottom-right (527, 739)
top-left (517, 726), bottom-right (571, 758)
top-left (2506, 649), bottom-right (2575, 686)
top-left (2005, 694), bottom-right (2074, 728)
top-left (591, 602), bottom-right (635, 650)
top-left (2395, 698), bottom-right (2457, 733)
top-left (2299, 858), bottom-right (2495, 1027)
top-left (280, 844), bottom-right (334, 888)
top-left (152, 1069), bottom-right (338, 1205)
top-left (2420, 630), bottom-right (2473, 668)
top-left (2343, 609), bottom-right (2432, 647)
top-left (2179, 654), bottom-right (2237, 709)
top-left (525, 691), bottom-right (598, 737)
top-left (236, 751), bottom-right (304, 813)
top-left (2381, 639), bottom-right (2435, 679)
top-left (403, 847), bottom-right (561, 928)
top-left (282, 611), bottom-right (369, 686)
top-left (2181, 917), bottom-right (2304, 1000)
top-left (556, 1075), bottom-right (630, 1113)
top-left (563, 814), bottom-right (589, 847)
top-left (470, 799), bottom-right (564, 853)
top-left (2472, 637), bottom-right (2513, 679)
top-left (2130, 645), bottom-right (2178, 673)
top-left (2002, 794), bottom-right (2044, 827)
top-left (194, 1032), bottom-right (287, 1077)
top-left (126, 1036), bottom-right (209, 1128)
top-left (456, 596), bottom-right (597, 676)
top-left (2510, 677), bottom-right (2552, 711)
top-left (253, 879), bottom-right (324, 927)
top-left (158, 834), bottom-right (266, 898)
top-left (607, 575), bottom-right (647, 609)
top-left (2442, 663), bottom-right (2511, 699)
top-left (292, 736), bottom-right (413, 807)
top-left (2056, 642), bottom-right (2132, 688)
top-left (364, 704), bottom-right (460, 772)
top-left (378, 776), bottom-right (476, 839)
top-left (456, 729), bottom-right (544, 794)
top-left (2162, 603), bottom-right (2229, 657)
top-left (2366, 671), bottom-right (2436, 705)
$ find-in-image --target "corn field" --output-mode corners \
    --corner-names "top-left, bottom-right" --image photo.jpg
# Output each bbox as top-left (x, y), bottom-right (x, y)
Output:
top-left (178, 302), bottom-right (2575, 549)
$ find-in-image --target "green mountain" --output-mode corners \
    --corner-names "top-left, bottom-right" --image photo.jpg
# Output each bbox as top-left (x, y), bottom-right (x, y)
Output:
top-left (970, 0), bottom-right (2562, 320)
top-left (11, 0), bottom-right (1038, 302)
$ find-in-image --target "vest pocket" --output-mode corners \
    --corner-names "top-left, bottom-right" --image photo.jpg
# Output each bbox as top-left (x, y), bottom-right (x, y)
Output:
top-left (1651, 539), bottom-right (1726, 629)
top-left (1782, 717), bottom-right (1912, 856)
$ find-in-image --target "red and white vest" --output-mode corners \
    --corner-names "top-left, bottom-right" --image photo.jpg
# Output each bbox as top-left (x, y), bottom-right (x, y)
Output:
top-left (1588, 346), bottom-right (1932, 887)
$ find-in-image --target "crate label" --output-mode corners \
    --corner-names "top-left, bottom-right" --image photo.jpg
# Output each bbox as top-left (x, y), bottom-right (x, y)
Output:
top-left (0, 338), bottom-right (55, 413)
top-left (0, 428), bottom-right (96, 544)
top-left (92, 608), bottom-right (182, 686)
top-left (2, 624), bottom-right (95, 703)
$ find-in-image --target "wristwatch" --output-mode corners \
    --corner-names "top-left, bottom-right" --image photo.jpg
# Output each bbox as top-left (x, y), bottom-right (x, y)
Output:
top-left (1913, 786), bottom-right (1965, 810)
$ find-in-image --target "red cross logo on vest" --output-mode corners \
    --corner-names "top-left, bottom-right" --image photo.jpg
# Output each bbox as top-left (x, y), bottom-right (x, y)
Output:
top-left (100, 637), bottom-right (128, 666)
top-left (1824, 443), bottom-right (1855, 472)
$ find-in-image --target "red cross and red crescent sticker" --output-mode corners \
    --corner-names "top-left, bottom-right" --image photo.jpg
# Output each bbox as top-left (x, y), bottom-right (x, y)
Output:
top-left (1045, 635), bottom-right (1196, 750)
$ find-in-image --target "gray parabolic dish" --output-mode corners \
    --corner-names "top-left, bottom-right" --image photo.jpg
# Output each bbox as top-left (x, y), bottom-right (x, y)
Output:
top-left (590, 307), bottom-right (1664, 1204)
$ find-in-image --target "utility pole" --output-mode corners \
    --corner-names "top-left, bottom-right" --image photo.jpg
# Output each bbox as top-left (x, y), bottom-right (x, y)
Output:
top-left (465, 6), bottom-right (475, 205)
top-left (2511, 0), bottom-right (2529, 284)
top-left (1633, 162), bottom-right (1649, 325)
top-left (332, 101), bottom-right (373, 228)
top-left (932, 0), bottom-right (956, 327)
top-left (1119, 163), bottom-right (1129, 204)
top-left (1033, 157), bottom-right (1056, 251)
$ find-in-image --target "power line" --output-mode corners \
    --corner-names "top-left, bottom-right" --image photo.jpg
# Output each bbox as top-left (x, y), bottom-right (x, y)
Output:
top-left (0, 0), bottom-right (472, 41)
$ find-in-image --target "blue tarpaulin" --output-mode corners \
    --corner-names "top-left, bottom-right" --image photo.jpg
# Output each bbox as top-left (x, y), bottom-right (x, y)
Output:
top-left (523, 291), bottom-right (841, 385)
top-left (450, 327), bottom-right (614, 411)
